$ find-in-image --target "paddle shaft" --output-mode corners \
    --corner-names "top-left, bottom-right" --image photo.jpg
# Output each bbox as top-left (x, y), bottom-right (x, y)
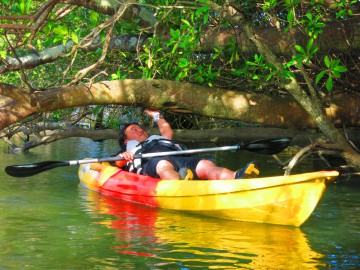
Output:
top-left (70, 145), bottom-right (241, 165)
top-left (5, 137), bottom-right (291, 177)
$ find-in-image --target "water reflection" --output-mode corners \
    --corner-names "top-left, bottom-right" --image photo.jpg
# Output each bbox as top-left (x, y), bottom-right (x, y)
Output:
top-left (80, 187), bottom-right (326, 269)
top-left (1, 138), bottom-right (359, 269)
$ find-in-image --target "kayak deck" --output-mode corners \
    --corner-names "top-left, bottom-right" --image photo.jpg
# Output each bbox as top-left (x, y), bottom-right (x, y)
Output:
top-left (78, 162), bottom-right (338, 226)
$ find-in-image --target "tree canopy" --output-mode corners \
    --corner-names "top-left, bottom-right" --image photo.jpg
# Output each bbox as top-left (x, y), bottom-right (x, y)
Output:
top-left (0, 0), bottom-right (359, 168)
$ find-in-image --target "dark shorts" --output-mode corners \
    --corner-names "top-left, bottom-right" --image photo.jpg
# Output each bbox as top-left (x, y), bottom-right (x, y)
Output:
top-left (142, 156), bottom-right (202, 179)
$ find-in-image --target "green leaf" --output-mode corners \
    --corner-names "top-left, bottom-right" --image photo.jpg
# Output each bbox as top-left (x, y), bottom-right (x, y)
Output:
top-left (171, 43), bottom-right (179, 54)
top-left (181, 19), bottom-right (191, 27)
top-left (19, 1), bottom-right (25, 14)
top-left (111, 73), bottom-right (119, 80)
top-left (315, 70), bottom-right (327, 84)
top-left (36, 39), bottom-right (43, 51)
top-left (306, 38), bottom-right (314, 51)
top-left (332, 71), bottom-right (341, 78)
top-left (232, 69), bottom-right (244, 76)
top-left (53, 37), bottom-right (62, 43)
top-left (90, 10), bottom-right (99, 23)
top-left (53, 26), bottom-right (68, 36)
top-left (325, 76), bottom-right (333, 92)
top-left (246, 61), bottom-right (256, 66)
top-left (334, 65), bottom-right (347, 72)
top-left (336, 10), bottom-right (347, 19)
top-left (266, 71), bottom-right (276, 81)
top-left (178, 58), bottom-right (189, 68)
top-left (287, 11), bottom-right (294, 22)
top-left (170, 28), bottom-right (180, 38)
top-left (25, 0), bottom-right (31, 14)
top-left (10, 4), bottom-right (20, 13)
top-left (71, 32), bottom-right (79, 44)
top-left (284, 59), bottom-right (296, 68)
top-left (284, 70), bottom-right (295, 78)
top-left (331, 59), bottom-right (340, 67)
top-left (324, 56), bottom-right (331, 68)
top-left (195, 5), bottom-right (209, 24)
top-left (203, 12), bottom-right (209, 24)
top-left (295, 45), bottom-right (306, 54)
top-left (309, 46), bottom-right (318, 55)
top-left (93, 105), bottom-right (103, 115)
top-left (315, 22), bottom-right (326, 28)
top-left (0, 50), bottom-right (7, 59)
top-left (212, 52), bottom-right (219, 60)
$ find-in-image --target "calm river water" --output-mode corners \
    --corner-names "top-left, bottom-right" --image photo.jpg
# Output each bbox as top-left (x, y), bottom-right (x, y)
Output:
top-left (0, 137), bottom-right (359, 269)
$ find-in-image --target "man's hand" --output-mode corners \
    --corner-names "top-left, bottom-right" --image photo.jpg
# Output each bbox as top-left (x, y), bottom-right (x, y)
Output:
top-left (118, 151), bottom-right (134, 162)
top-left (144, 110), bottom-right (161, 118)
top-left (115, 151), bottom-right (134, 168)
top-left (144, 109), bottom-right (173, 139)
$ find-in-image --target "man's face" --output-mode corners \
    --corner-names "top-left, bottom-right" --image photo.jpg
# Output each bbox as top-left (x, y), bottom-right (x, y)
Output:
top-left (124, 124), bottom-right (149, 144)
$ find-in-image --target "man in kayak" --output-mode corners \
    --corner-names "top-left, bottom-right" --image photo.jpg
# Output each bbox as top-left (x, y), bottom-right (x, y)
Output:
top-left (115, 110), bottom-right (260, 180)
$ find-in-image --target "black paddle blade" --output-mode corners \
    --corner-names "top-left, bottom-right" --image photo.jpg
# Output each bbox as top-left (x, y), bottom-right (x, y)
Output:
top-left (242, 137), bottom-right (291, 155)
top-left (5, 161), bottom-right (70, 177)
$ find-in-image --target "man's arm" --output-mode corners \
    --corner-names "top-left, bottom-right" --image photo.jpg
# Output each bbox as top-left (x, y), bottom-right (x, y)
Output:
top-left (145, 110), bottom-right (173, 139)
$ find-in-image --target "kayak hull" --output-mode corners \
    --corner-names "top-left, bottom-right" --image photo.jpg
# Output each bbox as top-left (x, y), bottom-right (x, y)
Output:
top-left (78, 162), bottom-right (338, 226)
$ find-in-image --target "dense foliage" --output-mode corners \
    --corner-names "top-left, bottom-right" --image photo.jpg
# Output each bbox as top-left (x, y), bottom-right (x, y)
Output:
top-left (0, 0), bottom-right (359, 167)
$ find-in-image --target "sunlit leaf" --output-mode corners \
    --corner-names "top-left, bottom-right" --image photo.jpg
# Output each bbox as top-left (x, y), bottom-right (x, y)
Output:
top-left (287, 11), bottom-right (294, 22)
top-left (178, 58), bottom-right (189, 68)
top-left (170, 28), bottom-right (180, 38)
top-left (315, 22), bottom-right (326, 28)
top-left (90, 10), bottom-right (99, 23)
top-left (53, 26), bottom-right (67, 36)
top-left (326, 76), bottom-right (333, 91)
top-left (0, 50), bottom-right (7, 59)
top-left (295, 45), bottom-right (306, 54)
top-left (334, 65), bottom-right (347, 72)
top-left (324, 56), bottom-right (331, 67)
top-left (181, 19), bottom-right (191, 27)
top-left (71, 32), bottom-right (78, 44)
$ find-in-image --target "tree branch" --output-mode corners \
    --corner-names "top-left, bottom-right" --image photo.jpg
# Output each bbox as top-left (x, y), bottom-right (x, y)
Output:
top-left (67, 0), bottom-right (133, 84)
top-left (0, 83), bottom-right (31, 103)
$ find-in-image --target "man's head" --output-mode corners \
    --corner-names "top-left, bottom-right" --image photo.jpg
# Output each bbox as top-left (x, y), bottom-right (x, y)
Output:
top-left (118, 123), bottom-right (149, 150)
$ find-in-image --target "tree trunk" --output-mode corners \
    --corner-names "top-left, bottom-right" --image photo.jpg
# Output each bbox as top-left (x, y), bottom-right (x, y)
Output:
top-left (237, 15), bottom-right (360, 166)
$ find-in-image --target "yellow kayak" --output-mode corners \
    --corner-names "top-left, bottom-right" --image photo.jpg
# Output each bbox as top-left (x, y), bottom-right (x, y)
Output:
top-left (78, 162), bottom-right (338, 226)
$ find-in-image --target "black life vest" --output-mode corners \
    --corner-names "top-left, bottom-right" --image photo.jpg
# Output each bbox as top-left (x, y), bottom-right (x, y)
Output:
top-left (129, 138), bottom-right (187, 173)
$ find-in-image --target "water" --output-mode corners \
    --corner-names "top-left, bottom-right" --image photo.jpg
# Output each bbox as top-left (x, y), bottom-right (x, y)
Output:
top-left (0, 138), bottom-right (359, 269)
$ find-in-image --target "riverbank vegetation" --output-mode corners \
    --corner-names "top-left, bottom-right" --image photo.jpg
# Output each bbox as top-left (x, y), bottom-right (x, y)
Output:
top-left (0, 0), bottom-right (359, 172)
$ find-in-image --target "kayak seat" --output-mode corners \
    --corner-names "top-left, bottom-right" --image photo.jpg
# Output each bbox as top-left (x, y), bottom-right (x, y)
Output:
top-left (235, 160), bottom-right (260, 179)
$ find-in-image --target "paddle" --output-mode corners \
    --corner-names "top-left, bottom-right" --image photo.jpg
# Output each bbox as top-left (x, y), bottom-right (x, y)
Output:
top-left (5, 137), bottom-right (291, 178)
